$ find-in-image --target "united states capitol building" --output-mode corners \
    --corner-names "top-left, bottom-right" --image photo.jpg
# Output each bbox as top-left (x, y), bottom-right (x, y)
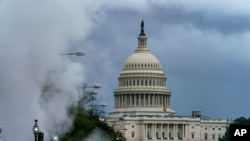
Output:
top-left (106, 21), bottom-right (230, 141)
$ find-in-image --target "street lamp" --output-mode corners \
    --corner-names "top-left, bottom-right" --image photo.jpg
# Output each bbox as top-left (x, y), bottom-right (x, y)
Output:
top-left (0, 124), bottom-right (2, 140)
top-left (81, 83), bottom-right (101, 102)
top-left (91, 103), bottom-right (107, 107)
top-left (60, 50), bottom-right (85, 56)
top-left (78, 83), bottom-right (101, 109)
top-left (90, 103), bottom-right (107, 118)
top-left (33, 119), bottom-right (39, 141)
top-left (82, 83), bottom-right (101, 89)
top-left (33, 119), bottom-right (44, 141)
top-left (52, 135), bottom-right (59, 141)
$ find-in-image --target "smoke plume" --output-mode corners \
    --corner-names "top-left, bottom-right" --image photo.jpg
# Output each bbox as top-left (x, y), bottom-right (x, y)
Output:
top-left (84, 127), bottom-right (112, 141)
top-left (0, 0), bottom-right (104, 140)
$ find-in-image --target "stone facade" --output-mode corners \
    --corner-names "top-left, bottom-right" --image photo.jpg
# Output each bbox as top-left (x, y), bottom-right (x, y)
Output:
top-left (107, 21), bottom-right (229, 141)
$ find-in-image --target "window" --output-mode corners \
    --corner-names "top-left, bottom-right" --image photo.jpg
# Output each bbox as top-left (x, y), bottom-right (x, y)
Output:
top-left (204, 133), bottom-right (208, 140)
top-left (132, 125), bottom-right (134, 128)
top-left (191, 133), bottom-right (194, 139)
top-left (131, 132), bottom-right (135, 138)
top-left (212, 134), bottom-right (215, 140)
top-left (218, 134), bottom-right (222, 139)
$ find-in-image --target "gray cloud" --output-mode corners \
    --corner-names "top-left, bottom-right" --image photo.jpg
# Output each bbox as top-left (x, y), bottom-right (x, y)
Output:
top-left (85, 2), bottom-right (250, 119)
top-left (148, 2), bottom-right (250, 34)
top-left (0, 0), bottom-right (104, 140)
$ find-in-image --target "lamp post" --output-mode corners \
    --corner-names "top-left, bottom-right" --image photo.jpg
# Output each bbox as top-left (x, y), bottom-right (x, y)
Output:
top-left (60, 50), bottom-right (85, 56)
top-left (82, 83), bottom-right (101, 102)
top-left (78, 83), bottom-right (101, 109)
top-left (33, 119), bottom-right (44, 141)
top-left (82, 83), bottom-right (101, 90)
top-left (0, 124), bottom-right (2, 140)
top-left (52, 135), bottom-right (59, 141)
top-left (90, 103), bottom-right (107, 118)
top-left (33, 119), bottom-right (39, 141)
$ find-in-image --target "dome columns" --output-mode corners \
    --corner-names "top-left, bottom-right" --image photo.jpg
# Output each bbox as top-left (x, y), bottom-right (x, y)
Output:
top-left (137, 36), bottom-right (148, 50)
top-left (114, 93), bottom-right (171, 108)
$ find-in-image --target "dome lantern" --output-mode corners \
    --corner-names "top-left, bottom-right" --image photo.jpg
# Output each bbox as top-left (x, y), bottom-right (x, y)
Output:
top-left (136, 20), bottom-right (149, 52)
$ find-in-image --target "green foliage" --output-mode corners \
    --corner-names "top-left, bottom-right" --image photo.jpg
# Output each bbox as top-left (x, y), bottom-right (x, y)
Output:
top-left (218, 117), bottom-right (250, 141)
top-left (59, 106), bottom-right (125, 141)
top-left (113, 131), bottom-right (126, 141)
top-left (234, 117), bottom-right (250, 125)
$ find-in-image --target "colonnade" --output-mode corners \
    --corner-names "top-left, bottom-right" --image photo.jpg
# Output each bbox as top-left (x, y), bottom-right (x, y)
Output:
top-left (114, 93), bottom-right (170, 108)
top-left (119, 78), bottom-right (166, 87)
top-left (144, 123), bottom-right (186, 140)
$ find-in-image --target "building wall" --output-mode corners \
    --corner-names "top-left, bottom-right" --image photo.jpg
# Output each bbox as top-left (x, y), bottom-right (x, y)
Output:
top-left (107, 116), bottom-right (228, 141)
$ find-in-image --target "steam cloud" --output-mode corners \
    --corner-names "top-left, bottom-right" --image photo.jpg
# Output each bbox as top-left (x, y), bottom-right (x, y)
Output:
top-left (85, 128), bottom-right (112, 141)
top-left (0, 0), bottom-right (104, 140)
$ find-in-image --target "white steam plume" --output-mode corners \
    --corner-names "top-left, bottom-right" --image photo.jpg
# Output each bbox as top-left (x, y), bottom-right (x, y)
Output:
top-left (84, 127), bottom-right (112, 141)
top-left (0, 0), bottom-right (104, 140)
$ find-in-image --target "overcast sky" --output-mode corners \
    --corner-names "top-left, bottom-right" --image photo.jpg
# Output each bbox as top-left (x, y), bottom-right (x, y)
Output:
top-left (1, 0), bottom-right (250, 140)
top-left (82, 0), bottom-right (250, 119)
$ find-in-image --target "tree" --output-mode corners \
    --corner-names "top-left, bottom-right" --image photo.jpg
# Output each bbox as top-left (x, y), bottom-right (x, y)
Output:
top-left (59, 106), bottom-right (125, 141)
top-left (218, 117), bottom-right (250, 141)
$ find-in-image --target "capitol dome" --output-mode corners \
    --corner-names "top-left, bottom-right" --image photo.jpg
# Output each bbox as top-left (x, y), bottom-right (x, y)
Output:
top-left (123, 51), bottom-right (162, 71)
top-left (111, 20), bottom-right (175, 115)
